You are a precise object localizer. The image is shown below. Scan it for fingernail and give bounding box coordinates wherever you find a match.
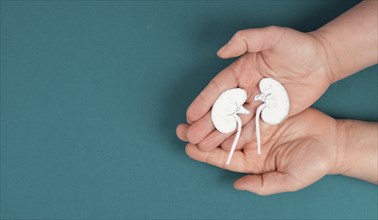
[234,182,244,190]
[217,44,228,55]
[186,117,193,124]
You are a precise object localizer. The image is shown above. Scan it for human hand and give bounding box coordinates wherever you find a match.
[178,108,342,195]
[177,2,378,195]
[182,26,334,151]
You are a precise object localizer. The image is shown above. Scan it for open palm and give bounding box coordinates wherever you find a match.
[178,108,339,195]
[180,26,334,154]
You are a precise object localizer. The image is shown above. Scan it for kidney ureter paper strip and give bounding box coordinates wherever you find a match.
[211,78,290,165]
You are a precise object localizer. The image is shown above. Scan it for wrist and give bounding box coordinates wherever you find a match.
[330,120,352,175]
[308,30,344,84]
[331,120,378,183]
[309,0,378,83]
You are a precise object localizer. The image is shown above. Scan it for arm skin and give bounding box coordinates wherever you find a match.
[177,0,378,194]
[314,0,378,183]
[334,120,378,184]
[312,0,378,83]
[177,108,378,195]
[177,109,378,195]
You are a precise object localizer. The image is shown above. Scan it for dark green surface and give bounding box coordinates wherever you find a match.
[1,0,377,219]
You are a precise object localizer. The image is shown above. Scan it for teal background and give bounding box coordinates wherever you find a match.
[1,0,377,219]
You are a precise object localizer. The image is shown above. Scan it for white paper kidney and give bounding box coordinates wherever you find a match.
[254,78,290,154]
[210,78,289,165]
[211,88,250,165]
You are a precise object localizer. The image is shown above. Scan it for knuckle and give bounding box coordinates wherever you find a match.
[198,139,216,152]
[185,108,194,123]
[266,25,280,31]
[186,127,202,144]
[221,142,231,151]
[233,30,245,39]
[197,141,208,151]
[266,25,290,36]
[265,25,283,36]
[209,78,223,92]
[184,144,191,156]
[198,88,208,102]
[185,127,197,143]
[204,152,211,164]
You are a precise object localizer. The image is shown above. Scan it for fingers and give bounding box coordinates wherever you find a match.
[176,124,189,142]
[186,65,239,124]
[188,101,257,147]
[197,102,257,151]
[220,120,255,151]
[233,172,303,196]
[185,143,247,173]
[186,112,214,144]
[221,116,272,151]
[186,52,263,125]
[217,26,285,59]
[197,130,230,151]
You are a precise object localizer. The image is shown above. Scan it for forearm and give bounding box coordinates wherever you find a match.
[313,0,378,83]
[333,119,378,184]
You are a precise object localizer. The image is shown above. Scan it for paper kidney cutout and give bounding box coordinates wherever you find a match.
[211,88,250,165]
[254,78,290,154]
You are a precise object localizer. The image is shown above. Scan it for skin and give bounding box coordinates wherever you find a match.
[177,108,377,195]
[177,0,378,195]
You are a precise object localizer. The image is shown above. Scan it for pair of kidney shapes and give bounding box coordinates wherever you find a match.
[211,78,290,165]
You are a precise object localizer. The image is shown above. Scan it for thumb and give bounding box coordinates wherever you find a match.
[217,26,285,59]
[233,172,303,196]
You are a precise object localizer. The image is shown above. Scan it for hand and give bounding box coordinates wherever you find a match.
[181,26,335,152]
[177,108,341,195]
